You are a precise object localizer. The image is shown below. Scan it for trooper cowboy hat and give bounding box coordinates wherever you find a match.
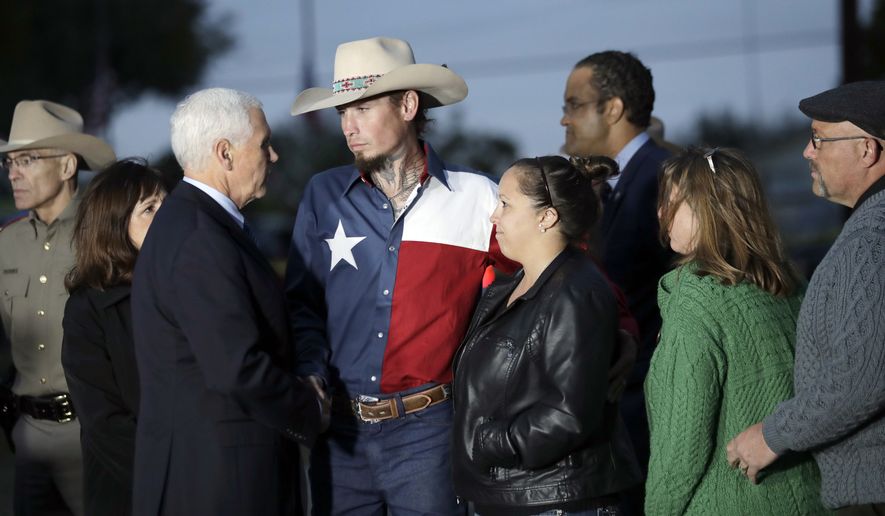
[0,100,116,171]
[291,36,467,116]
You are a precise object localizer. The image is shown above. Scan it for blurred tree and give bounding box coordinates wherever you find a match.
[691,110,757,150]
[433,130,519,178]
[430,112,519,178]
[690,109,808,154]
[0,0,232,135]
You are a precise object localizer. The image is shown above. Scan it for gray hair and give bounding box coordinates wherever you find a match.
[170,88,263,171]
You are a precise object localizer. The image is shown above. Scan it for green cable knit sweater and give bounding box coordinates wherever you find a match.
[644,265,830,515]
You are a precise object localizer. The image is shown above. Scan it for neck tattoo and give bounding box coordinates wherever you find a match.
[372,160,423,220]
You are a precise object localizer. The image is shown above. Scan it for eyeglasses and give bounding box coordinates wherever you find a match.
[810,133,871,150]
[561,99,600,116]
[704,148,719,174]
[535,157,555,207]
[1,154,69,171]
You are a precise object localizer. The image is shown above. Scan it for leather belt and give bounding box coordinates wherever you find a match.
[346,384,450,424]
[18,393,76,423]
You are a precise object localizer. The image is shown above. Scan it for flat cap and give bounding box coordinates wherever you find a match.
[799,80,885,140]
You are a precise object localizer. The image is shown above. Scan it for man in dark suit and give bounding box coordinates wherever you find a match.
[131,88,325,516]
[560,51,675,513]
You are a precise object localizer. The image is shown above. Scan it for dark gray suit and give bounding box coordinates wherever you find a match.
[599,138,674,514]
[131,181,319,516]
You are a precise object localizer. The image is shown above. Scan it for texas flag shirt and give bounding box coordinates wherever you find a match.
[286,144,515,397]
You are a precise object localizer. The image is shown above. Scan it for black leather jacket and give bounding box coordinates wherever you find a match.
[452,248,640,510]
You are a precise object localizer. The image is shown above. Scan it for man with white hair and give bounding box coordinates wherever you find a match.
[1,100,115,516]
[131,87,326,516]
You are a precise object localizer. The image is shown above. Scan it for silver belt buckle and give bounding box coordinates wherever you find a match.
[353,395,383,424]
[53,393,74,423]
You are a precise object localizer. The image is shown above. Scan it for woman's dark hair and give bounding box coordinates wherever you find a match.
[66,158,166,291]
[510,154,618,245]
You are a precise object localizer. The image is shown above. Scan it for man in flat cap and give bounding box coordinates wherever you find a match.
[0,100,115,516]
[728,80,885,513]
[286,37,517,514]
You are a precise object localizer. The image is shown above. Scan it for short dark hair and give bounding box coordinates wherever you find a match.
[387,90,432,138]
[66,158,166,291]
[510,155,618,246]
[575,51,655,129]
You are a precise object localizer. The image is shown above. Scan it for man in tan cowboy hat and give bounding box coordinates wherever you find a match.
[286,37,517,514]
[0,99,115,516]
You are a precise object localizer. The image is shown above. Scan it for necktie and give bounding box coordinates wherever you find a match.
[242,221,259,246]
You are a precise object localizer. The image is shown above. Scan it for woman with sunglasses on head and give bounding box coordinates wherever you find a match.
[452,155,641,516]
[644,147,829,515]
[61,159,166,516]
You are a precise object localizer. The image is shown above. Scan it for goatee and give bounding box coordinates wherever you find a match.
[355,154,391,175]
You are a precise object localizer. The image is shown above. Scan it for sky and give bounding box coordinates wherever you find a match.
[107,0,862,168]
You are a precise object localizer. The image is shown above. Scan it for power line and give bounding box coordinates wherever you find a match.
[210,28,837,94]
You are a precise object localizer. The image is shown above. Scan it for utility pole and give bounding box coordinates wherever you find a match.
[841,0,863,84]
[299,0,321,130]
[86,0,115,137]
[840,0,863,222]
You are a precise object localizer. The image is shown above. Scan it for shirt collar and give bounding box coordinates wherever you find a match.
[608,132,650,189]
[182,176,245,228]
[341,141,451,198]
[28,193,80,227]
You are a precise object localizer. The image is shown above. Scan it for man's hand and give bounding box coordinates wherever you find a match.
[607,329,638,402]
[303,375,331,433]
[726,422,779,484]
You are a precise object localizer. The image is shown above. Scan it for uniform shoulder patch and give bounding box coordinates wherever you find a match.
[0,213,28,232]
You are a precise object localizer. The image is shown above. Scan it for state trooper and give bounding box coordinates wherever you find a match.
[0,100,115,516]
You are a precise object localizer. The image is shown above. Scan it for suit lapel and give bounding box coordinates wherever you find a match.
[602,139,658,233]
[174,182,278,279]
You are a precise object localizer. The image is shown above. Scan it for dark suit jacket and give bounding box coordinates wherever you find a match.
[131,181,320,516]
[600,138,675,381]
[62,284,138,516]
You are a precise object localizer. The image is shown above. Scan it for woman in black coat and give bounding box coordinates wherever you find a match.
[62,159,166,516]
[452,156,641,515]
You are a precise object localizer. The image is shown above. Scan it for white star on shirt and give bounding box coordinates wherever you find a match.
[325,220,366,271]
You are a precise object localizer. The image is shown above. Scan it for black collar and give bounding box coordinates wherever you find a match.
[465,247,580,337]
[97,284,132,308]
[854,174,885,211]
